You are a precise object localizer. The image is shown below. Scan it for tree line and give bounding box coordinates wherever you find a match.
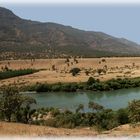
[27,77,140,92]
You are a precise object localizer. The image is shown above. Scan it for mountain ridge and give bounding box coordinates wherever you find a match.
[0,6,140,60]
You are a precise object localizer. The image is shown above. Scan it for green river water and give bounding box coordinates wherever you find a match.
[25,87,140,111]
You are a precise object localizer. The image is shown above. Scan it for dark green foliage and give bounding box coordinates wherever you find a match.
[87,77,97,85]
[86,77,140,91]
[70,68,81,76]
[26,77,140,92]
[117,108,129,124]
[95,109,119,130]
[128,100,140,123]
[61,83,78,92]
[0,69,39,80]
[0,87,36,122]
[0,87,22,121]
[51,84,62,92]
[35,83,51,92]
[32,83,79,92]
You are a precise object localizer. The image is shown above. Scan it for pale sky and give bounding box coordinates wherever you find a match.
[1,3,140,44]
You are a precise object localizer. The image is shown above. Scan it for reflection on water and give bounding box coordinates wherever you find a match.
[26,87,140,111]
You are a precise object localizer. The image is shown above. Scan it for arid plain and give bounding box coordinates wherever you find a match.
[1,57,140,87]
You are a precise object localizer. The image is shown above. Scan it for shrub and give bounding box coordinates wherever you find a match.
[128,100,140,123]
[117,108,129,124]
[95,109,119,130]
[87,77,97,85]
[35,83,51,92]
[61,83,78,92]
[51,84,62,92]
[70,68,81,76]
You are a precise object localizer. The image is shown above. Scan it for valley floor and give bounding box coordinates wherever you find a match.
[1,57,140,87]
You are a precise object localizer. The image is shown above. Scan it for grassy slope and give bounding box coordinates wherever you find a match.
[0,122,140,136]
[0,121,97,136]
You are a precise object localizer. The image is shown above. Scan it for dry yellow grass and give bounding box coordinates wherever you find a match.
[1,122,140,136]
[1,57,140,86]
[0,121,98,136]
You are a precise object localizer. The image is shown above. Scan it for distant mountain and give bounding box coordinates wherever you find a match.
[0,7,140,60]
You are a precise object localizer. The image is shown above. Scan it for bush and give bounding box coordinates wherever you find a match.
[35,83,51,92]
[61,83,78,92]
[128,100,140,123]
[70,68,81,76]
[117,108,129,124]
[95,109,119,130]
[87,77,97,85]
[51,84,62,92]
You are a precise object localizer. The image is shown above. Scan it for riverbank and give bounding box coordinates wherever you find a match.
[25,77,140,92]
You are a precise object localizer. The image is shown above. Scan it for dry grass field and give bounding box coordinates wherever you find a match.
[1,57,140,87]
[1,121,140,136]
[0,121,98,136]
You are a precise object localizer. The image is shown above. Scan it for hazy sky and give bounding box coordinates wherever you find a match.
[1,4,140,44]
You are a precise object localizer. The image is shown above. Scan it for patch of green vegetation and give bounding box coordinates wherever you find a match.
[26,77,140,92]
[0,69,39,80]
[27,99,140,130]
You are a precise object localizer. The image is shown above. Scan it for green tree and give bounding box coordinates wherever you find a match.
[0,87,36,122]
[0,87,22,121]
[128,100,140,123]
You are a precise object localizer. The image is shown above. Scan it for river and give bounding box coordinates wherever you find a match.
[25,87,140,111]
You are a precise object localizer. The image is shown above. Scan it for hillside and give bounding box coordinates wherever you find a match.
[0,7,140,59]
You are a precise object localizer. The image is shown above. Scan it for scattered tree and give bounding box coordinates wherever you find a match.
[70,68,81,76]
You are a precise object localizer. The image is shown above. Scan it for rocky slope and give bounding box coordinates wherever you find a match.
[0,7,140,59]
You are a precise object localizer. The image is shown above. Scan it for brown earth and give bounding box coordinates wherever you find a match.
[1,57,140,87]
